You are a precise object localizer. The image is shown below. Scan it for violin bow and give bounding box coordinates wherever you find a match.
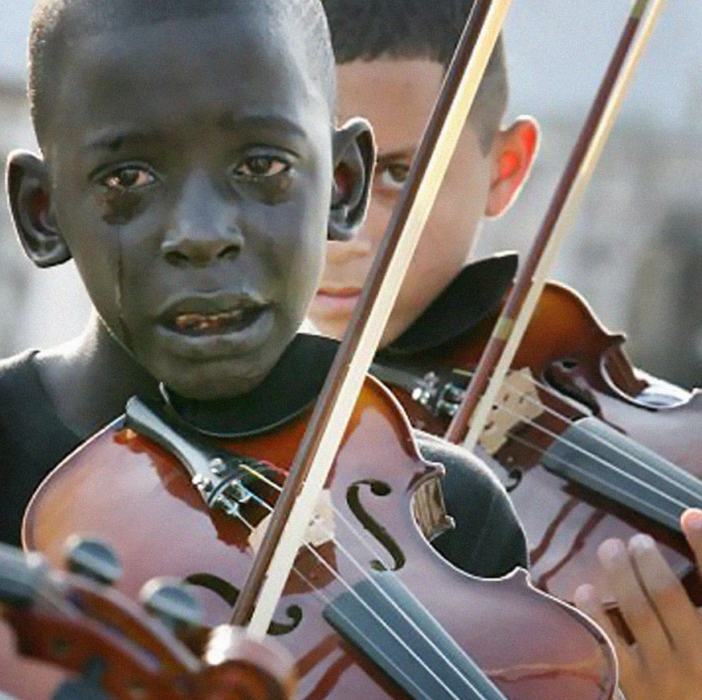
[445,0,667,448]
[231,0,514,638]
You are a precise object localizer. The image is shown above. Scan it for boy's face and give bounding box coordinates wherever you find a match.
[42,10,334,399]
[309,58,535,347]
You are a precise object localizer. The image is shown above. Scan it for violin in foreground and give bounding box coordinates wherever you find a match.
[0,538,295,700]
[23,374,617,700]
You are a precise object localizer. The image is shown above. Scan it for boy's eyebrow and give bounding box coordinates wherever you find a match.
[83,116,309,152]
[84,129,168,152]
[216,113,309,140]
[377,147,415,163]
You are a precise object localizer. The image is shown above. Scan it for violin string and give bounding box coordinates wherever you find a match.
[494,372,698,499]
[481,423,687,539]
[453,365,603,434]
[487,400,691,516]
[234,511,457,700]
[239,467,508,699]
[239,465,404,581]
[234,485,499,700]
[490,375,702,505]
[459,364,684,484]
[449,365,702,506]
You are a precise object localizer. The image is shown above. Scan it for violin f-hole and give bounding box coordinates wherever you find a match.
[185,573,303,635]
[346,479,405,572]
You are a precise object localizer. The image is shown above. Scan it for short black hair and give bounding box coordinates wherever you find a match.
[321,0,508,152]
[28,0,336,149]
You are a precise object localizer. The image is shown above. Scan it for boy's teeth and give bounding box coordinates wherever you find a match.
[173,309,247,333]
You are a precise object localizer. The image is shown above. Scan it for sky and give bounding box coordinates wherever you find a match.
[1,0,701,129]
[503,0,702,131]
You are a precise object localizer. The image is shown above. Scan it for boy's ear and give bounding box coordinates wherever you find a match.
[484,117,539,219]
[329,117,375,241]
[6,150,71,268]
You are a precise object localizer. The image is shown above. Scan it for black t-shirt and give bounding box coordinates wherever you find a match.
[0,348,527,577]
[0,351,79,547]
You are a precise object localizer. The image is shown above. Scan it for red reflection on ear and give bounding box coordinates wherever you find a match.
[499,152,520,179]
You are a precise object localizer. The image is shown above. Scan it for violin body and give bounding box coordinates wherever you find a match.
[378,280,702,605]
[24,377,616,700]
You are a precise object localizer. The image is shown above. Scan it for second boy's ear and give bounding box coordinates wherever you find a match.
[6,151,71,268]
[485,117,539,219]
[329,117,375,241]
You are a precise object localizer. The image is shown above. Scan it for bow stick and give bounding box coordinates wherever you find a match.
[231,0,514,638]
[445,0,667,448]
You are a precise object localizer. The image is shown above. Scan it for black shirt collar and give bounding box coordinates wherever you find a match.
[382,252,518,356]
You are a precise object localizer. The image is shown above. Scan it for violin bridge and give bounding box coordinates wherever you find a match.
[413,477,454,542]
[478,369,544,456]
[248,489,335,553]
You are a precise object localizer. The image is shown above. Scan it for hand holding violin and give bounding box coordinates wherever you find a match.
[575,509,702,700]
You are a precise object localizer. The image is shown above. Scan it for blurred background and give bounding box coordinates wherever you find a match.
[1,0,702,387]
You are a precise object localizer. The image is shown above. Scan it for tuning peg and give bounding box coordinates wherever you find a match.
[63,536,123,586]
[140,577,203,634]
[0,544,48,608]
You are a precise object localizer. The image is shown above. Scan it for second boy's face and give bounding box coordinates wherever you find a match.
[310,59,494,346]
[45,10,333,399]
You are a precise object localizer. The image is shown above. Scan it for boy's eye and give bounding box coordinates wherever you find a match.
[378,162,410,190]
[101,166,156,191]
[232,156,290,179]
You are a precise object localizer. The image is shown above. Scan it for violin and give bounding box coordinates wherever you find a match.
[0,538,295,700]
[22,378,616,699]
[373,266,702,606]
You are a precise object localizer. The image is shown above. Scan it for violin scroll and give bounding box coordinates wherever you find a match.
[0,538,296,700]
[197,626,295,700]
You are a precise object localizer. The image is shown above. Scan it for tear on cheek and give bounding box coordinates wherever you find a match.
[109,215,134,355]
[100,190,142,226]
[262,177,294,203]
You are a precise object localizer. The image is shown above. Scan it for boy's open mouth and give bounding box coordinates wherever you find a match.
[160,296,268,338]
[171,307,265,336]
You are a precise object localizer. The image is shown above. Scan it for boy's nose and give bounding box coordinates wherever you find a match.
[161,173,244,266]
[161,223,244,266]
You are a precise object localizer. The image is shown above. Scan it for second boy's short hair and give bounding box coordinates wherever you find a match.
[321,0,508,152]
